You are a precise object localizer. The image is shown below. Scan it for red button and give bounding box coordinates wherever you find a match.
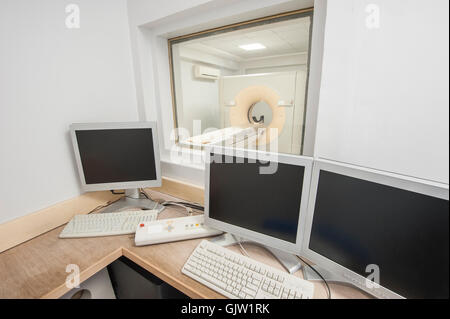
[140,223,145,227]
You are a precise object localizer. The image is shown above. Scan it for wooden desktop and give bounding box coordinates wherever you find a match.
[0,188,370,299]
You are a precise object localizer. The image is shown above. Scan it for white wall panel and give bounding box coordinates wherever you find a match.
[315,0,449,184]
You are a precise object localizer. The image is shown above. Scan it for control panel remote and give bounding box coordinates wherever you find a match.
[135,214,223,246]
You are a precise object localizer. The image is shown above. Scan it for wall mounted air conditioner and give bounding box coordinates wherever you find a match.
[194,65,220,80]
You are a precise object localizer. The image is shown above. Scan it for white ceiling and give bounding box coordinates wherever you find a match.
[180,16,311,61]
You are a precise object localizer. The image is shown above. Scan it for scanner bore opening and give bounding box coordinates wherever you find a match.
[247,100,273,127]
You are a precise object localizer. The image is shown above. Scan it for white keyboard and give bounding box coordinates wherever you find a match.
[59,210,158,238]
[182,240,314,299]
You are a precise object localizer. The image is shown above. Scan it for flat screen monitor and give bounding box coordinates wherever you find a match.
[301,160,449,299]
[204,147,313,255]
[70,122,161,192]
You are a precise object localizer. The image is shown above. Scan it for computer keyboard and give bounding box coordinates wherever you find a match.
[182,240,315,299]
[59,210,158,238]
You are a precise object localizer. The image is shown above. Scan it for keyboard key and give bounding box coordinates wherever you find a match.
[274,288,280,296]
[242,287,256,297]
[247,283,259,291]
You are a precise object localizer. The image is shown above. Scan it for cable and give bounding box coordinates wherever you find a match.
[161,201,194,216]
[237,240,250,257]
[139,188,159,202]
[297,255,331,299]
[161,200,204,212]
[87,197,122,215]
[110,189,153,198]
[166,201,203,211]
[110,189,161,203]
[183,202,204,211]
[109,189,205,213]
[133,189,163,210]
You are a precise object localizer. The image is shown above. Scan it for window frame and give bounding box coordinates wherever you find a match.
[167,8,315,148]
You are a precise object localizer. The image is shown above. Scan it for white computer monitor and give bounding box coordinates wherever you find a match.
[300,159,449,299]
[70,122,163,212]
[204,146,313,255]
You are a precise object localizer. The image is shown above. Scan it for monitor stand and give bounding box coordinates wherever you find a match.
[100,188,165,214]
[209,233,302,274]
[303,266,380,297]
[302,264,348,284]
[302,263,374,296]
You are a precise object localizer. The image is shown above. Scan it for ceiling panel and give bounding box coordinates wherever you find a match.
[181,16,311,60]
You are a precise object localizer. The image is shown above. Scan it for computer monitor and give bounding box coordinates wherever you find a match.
[204,147,313,255]
[70,122,163,212]
[301,160,449,299]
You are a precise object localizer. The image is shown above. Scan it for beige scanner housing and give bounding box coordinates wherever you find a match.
[221,71,308,154]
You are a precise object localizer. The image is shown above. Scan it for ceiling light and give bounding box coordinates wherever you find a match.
[239,43,266,51]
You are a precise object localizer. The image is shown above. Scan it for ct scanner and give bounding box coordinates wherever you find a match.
[180,71,307,155]
[222,71,307,154]
[229,85,285,146]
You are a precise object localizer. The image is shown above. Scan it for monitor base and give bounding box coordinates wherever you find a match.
[302,264,349,284]
[209,233,302,274]
[101,189,165,214]
[303,265,381,298]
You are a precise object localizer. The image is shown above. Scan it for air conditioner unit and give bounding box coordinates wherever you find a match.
[194,65,220,80]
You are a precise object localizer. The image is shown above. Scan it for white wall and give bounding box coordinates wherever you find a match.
[126,0,214,28]
[177,60,222,133]
[315,0,449,184]
[0,0,138,224]
[173,47,239,135]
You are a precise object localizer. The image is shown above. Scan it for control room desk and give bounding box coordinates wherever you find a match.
[0,190,370,299]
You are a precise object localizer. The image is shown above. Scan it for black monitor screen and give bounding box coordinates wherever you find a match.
[309,170,449,299]
[75,128,157,184]
[209,154,305,243]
